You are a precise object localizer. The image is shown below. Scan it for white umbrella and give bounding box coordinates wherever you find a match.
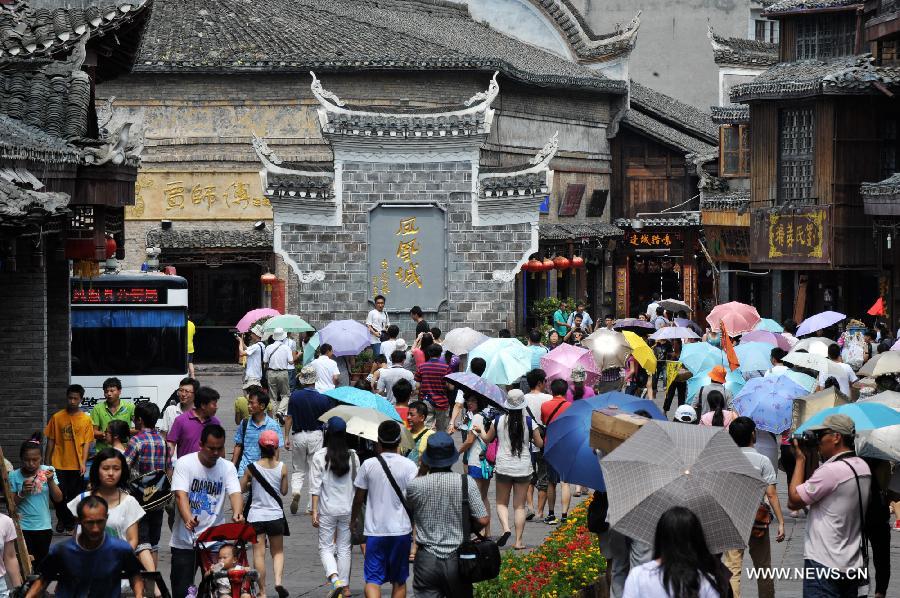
[782,351,843,378]
[854,390,900,461]
[857,352,900,377]
[319,406,413,452]
[442,327,489,356]
[648,327,700,341]
[792,337,836,357]
[582,328,632,371]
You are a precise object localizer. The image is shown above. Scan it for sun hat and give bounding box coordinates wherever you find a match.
[258,430,280,448]
[506,389,526,410]
[297,365,317,386]
[709,365,727,384]
[327,416,347,433]
[571,365,587,383]
[805,414,855,436]
[272,327,287,341]
[421,432,460,468]
[674,404,697,423]
[250,324,264,338]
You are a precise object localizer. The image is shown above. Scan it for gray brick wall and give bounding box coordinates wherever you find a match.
[283,159,527,338]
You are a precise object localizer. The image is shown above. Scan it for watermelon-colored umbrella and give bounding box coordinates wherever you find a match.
[706,302,761,335]
[540,343,601,387]
[740,330,792,352]
[236,308,280,333]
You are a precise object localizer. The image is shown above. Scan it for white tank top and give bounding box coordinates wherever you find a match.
[247,462,285,523]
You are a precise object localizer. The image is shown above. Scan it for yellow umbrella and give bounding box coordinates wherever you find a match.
[622,331,657,374]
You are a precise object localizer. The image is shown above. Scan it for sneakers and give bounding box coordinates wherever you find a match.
[560,514,568,524]
[328,579,347,598]
[543,515,559,525]
[525,510,535,521]
[290,494,300,515]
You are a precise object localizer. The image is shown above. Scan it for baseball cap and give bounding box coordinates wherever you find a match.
[327,416,347,433]
[805,414,855,436]
[674,404,697,423]
[258,430,280,448]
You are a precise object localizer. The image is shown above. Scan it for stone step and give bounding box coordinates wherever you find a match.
[194,363,244,374]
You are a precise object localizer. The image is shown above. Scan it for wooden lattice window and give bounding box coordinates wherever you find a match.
[779,107,815,202]
[796,15,856,60]
[720,125,751,177]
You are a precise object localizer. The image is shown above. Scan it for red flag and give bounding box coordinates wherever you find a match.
[720,322,740,371]
[867,297,885,317]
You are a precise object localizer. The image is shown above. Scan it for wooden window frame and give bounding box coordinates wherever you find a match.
[778,106,815,204]
[796,15,856,60]
[719,124,751,178]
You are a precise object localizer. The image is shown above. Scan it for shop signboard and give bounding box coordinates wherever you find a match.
[704,227,751,263]
[752,206,830,264]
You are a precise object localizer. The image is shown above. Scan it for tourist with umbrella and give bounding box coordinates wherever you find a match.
[539,379,573,526]
[311,343,341,392]
[582,328,631,394]
[457,392,494,537]
[441,327,489,357]
[693,366,735,415]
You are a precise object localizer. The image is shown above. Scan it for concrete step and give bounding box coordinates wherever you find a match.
[194,363,244,374]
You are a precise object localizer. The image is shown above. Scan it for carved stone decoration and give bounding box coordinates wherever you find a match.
[273,222,325,285]
[309,71,346,107]
[492,219,539,283]
[251,135,283,165]
[528,131,559,167]
[463,71,499,107]
[83,121,143,166]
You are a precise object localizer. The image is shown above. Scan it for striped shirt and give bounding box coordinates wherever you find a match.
[415,358,451,410]
[124,429,168,476]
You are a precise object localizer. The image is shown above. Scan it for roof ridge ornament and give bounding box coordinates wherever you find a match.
[528,131,559,168]
[310,71,346,107]
[464,71,500,107]
[252,134,283,165]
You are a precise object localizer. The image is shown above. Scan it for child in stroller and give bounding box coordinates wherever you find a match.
[195,523,259,598]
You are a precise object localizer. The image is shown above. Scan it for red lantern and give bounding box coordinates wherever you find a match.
[520,260,532,273]
[541,258,555,272]
[105,235,117,259]
[571,255,585,268]
[525,258,542,272]
[553,256,571,270]
[260,272,277,292]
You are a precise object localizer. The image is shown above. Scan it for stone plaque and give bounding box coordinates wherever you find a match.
[368,204,447,312]
[128,172,273,220]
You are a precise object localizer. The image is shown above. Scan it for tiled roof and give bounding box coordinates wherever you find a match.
[711,105,750,124]
[531,1,641,61]
[861,173,900,201]
[539,222,621,240]
[622,109,718,156]
[708,28,778,67]
[731,55,900,102]
[0,113,81,164]
[480,132,557,198]
[0,0,148,59]
[0,65,91,141]
[764,0,862,14]
[629,80,719,144]
[701,189,750,211]
[132,0,625,93]
[146,228,274,250]
[0,177,69,226]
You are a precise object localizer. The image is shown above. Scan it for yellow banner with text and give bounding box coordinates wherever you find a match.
[127,172,273,220]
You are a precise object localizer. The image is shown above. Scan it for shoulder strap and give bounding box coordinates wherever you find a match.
[546,401,566,427]
[839,458,869,565]
[461,473,470,540]
[525,405,543,430]
[413,430,429,444]
[238,418,249,446]
[247,463,283,509]
[375,454,412,520]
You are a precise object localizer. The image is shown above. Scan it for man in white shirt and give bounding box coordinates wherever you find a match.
[567,301,594,332]
[160,377,197,440]
[379,325,406,362]
[169,424,242,597]
[263,328,296,417]
[312,343,341,392]
[366,295,390,356]
[724,417,785,598]
[765,348,789,378]
[816,343,858,397]
[377,350,417,404]
[351,421,418,598]
[237,325,266,387]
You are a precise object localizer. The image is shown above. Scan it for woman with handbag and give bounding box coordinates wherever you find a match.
[309,417,360,598]
[459,393,493,537]
[472,390,543,550]
[239,430,290,598]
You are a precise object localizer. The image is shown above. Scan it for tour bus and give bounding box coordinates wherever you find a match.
[70,272,188,411]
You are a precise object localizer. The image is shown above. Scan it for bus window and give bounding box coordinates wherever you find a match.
[71,308,187,376]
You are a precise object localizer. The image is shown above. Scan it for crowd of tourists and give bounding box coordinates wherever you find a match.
[2,294,899,598]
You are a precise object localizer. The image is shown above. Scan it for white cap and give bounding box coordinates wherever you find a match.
[674,404,697,423]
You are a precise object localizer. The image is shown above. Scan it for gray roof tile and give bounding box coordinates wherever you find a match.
[622,109,717,156]
[764,0,862,14]
[629,80,718,143]
[539,222,621,240]
[711,105,750,124]
[709,30,778,67]
[0,113,81,163]
[0,177,69,226]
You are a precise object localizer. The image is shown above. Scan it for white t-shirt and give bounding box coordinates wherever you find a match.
[494,412,534,477]
[160,403,189,434]
[524,392,552,426]
[0,513,14,577]
[464,413,486,465]
[740,447,777,485]
[623,561,719,598]
[353,452,417,537]
[247,461,286,523]
[366,309,389,343]
[68,491,145,542]
[244,342,265,380]
[264,341,293,370]
[312,355,340,392]
[817,362,857,396]
[170,453,242,549]
[309,448,360,517]
[380,339,401,360]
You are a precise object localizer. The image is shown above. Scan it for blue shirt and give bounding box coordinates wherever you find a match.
[41,534,142,597]
[9,466,58,531]
[287,388,334,434]
[234,415,283,476]
[527,344,548,370]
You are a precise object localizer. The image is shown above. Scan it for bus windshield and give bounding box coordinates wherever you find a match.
[71,308,187,376]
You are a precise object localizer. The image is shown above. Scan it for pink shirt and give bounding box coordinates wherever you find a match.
[0,513,15,577]
[698,410,738,428]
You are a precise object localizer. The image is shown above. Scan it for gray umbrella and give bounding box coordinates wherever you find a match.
[600,420,767,554]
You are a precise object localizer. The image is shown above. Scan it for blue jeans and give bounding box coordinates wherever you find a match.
[372,342,382,356]
[802,559,866,598]
[170,547,199,598]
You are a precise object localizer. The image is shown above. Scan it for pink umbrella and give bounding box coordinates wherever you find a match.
[740,329,792,351]
[540,343,601,387]
[236,308,281,332]
[706,302,761,335]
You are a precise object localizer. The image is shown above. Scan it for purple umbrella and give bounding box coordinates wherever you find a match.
[236,308,281,332]
[444,372,506,410]
[740,329,793,351]
[675,318,705,336]
[648,327,700,341]
[540,344,600,387]
[613,318,655,335]
[796,311,845,337]
[318,319,371,357]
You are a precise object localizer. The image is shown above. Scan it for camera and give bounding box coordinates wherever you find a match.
[793,430,820,448]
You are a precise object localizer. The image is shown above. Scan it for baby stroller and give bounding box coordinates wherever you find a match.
[195,523,260,598]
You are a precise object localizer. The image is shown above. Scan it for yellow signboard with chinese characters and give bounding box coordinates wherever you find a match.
[127,172,273,220]
[757,207,829,263]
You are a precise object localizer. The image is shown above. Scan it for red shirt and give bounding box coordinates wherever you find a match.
[540,396,571,426]
[415,358,451,410]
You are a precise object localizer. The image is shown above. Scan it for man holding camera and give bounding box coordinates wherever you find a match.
[788,414,872,598]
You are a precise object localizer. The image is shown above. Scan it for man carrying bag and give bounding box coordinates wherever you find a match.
[406,432,493,597]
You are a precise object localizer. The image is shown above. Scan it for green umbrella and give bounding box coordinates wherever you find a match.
[262,314,315,336]
[303,332,320,366]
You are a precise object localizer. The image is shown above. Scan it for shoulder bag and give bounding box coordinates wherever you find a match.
[245,463,290,536]
[128,469,171,512]
[838,456,870,592]
[374,454,412,521]
[349,452,366,545]
[457,473,501,583]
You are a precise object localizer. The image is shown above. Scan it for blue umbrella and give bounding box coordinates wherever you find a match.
[466,338,532,385]
[783,370,817,392]
[302,332,320,366]
[680,342,726,375]
[796,402,900,434]
[754,318,784,333]
[734,342,776,373]
[544,393,666,490]
[733,375,808,433]
[324,386,401,422]
[444,372,505,410]
[686,369,746,402]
